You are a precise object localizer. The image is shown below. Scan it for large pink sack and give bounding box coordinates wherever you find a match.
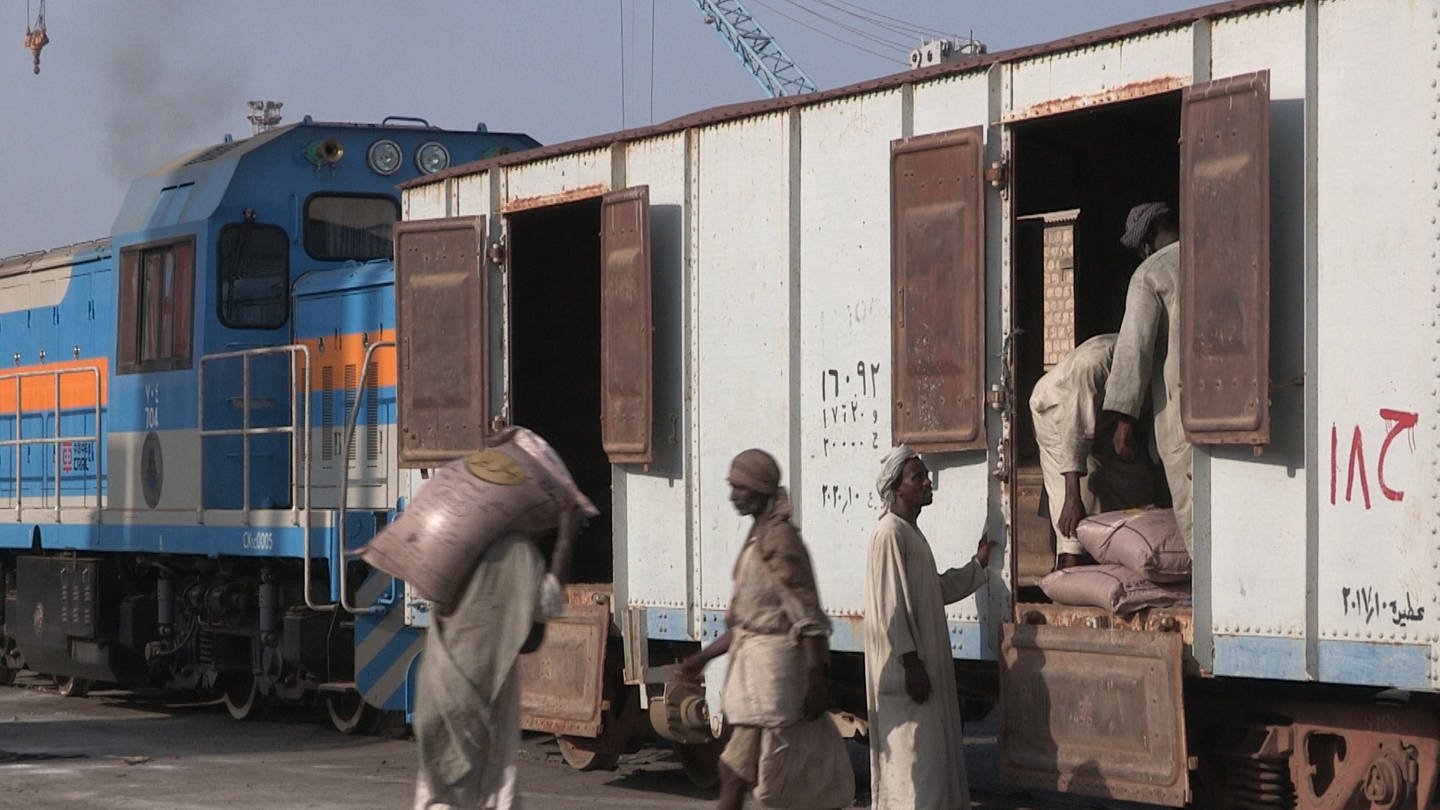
[1039,564,1190,615]
[358,426,598,610]
[1074,507,1191,583]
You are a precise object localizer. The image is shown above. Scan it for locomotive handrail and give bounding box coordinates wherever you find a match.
[0,365,104,522]
[338,339,395,616]
[196,345,324,610]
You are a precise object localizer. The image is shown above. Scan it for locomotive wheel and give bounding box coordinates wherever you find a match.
[326,690,380,735]
[222,671,264,721]
[53,676,91,698]
[676,739,725,789]
[556,735,619,771]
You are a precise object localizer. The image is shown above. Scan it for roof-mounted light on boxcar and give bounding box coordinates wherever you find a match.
[367,139,402,175]
[416,141,450,174]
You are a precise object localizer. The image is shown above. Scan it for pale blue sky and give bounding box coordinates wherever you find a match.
[2,1,1199,258]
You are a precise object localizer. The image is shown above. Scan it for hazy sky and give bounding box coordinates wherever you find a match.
[2,0,1199,258]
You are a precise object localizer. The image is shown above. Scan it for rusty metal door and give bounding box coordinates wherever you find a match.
[890,126,986,451]
[599,187,653,465]
[1180,70,1270,445]
[393,216,489,467]
[1000,622,1190,807]
[518,584,612,738]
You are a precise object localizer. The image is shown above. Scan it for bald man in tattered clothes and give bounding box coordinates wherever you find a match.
[678,449,852,810]
[864,446,993,809]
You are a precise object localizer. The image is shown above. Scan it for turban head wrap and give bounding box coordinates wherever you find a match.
[1120,202,1172,251]
[729,448,780,496]
[875,444,918,511]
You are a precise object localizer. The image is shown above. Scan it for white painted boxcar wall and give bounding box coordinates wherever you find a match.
[611,132,690,614]
[1311,0,1437,687]
[401,0,1440,683]
[1203,4,1311,679]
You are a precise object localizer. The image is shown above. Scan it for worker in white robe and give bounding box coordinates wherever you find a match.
[1030,333,1157,565]
[1103,202,1193,556]
[864,445,994,810]
[412,438,596,810]
[413,532,554,809]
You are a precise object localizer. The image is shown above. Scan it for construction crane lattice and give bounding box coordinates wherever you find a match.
[691,0,816,98]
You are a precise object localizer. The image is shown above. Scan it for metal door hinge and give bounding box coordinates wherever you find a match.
[985,158,1009,191]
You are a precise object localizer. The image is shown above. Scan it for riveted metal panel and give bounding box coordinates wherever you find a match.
[394,216,488,467]
[1001,623,1189,807]
[599,187,653,465]
[518,583,611,737]
[1180,70,1270,444]
[890,126,986,451]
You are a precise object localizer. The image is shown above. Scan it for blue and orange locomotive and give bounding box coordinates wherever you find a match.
[0,115,538,729]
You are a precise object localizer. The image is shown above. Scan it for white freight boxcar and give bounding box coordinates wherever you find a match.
[393,0,1440,804]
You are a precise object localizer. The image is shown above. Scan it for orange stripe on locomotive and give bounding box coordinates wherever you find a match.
[293,329,398,390]
[0,357,110,412]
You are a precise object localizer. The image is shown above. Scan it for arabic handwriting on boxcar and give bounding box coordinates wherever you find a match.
[819,360,882,458]
[1340,585,1425,627]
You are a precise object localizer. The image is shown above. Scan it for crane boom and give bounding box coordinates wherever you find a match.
[691,0,816,98]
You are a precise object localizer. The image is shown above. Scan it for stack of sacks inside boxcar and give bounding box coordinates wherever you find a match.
[1039,508,1191,615]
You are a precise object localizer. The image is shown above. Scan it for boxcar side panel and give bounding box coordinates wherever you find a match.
[796,92,904,626]
[1007,27,1193,120]
[615,133,691,613]
[1204,4,1311,678]
[692,115,795,622]
[1314,0,1438,688]
[504,153,610,206]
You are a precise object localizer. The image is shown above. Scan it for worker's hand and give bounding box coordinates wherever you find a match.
[675,653,704,688]
[974,535,996,569]
[1058,495,1088,539]
[1111,415,1137,461]
[902,653,931,705]
[802,666,829,719]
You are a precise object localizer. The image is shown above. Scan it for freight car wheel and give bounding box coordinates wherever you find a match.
[326,691,380,735]
[556,735,619,771]
[53,676,90,698]
[222,672,264,721]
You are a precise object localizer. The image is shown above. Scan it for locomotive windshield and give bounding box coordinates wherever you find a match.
[303,194,400,261]
[217,220,289,329]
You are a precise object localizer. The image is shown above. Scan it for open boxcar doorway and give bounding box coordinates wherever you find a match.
[506,198,613,582]
[1007,92,1182,597]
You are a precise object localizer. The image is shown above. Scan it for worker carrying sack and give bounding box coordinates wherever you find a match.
[359,426,598,612]
[1074,506,1191,583]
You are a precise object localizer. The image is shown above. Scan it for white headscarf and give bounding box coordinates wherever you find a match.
[875,444,917,512]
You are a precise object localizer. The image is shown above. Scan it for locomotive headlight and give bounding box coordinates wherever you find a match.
[367,139,402,175]
[416,141,450,174]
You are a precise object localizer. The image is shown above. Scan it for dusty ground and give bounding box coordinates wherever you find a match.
[0,672,1152,809]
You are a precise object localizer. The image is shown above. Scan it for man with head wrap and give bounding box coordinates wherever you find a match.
[678,449,853,810]
[1104,202,1194,556]
[864,446,994,809]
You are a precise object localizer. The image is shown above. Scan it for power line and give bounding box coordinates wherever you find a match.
[748,0,907,64]
[815,0,956,42]
[772,0,914,53]
[649,0,656,124]
[619,0,627,129]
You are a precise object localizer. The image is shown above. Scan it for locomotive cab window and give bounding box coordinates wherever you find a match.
[217,219,289,329]
[304,193,399,261]
[117,238,196,374]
